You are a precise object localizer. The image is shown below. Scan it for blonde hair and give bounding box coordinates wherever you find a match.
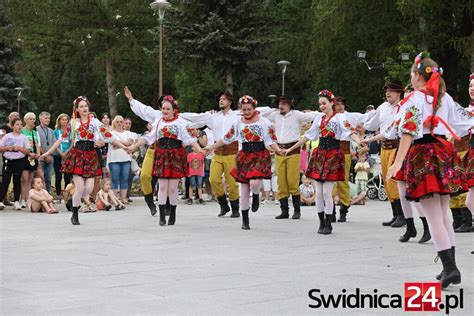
[55,113,70,129]
[24,112,36,121]
[111,115,124,131]
[100,178,111,189]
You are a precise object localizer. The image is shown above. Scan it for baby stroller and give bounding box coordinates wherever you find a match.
[366,155,387,201]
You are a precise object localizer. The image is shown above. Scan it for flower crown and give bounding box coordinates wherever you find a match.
[239,95,258,106]
[73,96,90,106]
[318,90,335,101]
[414,52,443,75]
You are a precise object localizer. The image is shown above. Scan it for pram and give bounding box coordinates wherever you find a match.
[366,154,387,201]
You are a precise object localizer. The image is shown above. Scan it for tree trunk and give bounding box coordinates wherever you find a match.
[105,51,117,117]
[226,69,233,95]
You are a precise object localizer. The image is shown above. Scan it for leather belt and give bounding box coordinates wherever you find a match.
[381,139,399,150]
[149,143,156,150]
[157,137,183,149]
[241,141,265,153]
[214,141,238,156]
[339,140,350,154]
[454,135,469,152]
[74,141,95,151]
[277,142,300,155]
[319,137,340,150]
[413,134,446,145]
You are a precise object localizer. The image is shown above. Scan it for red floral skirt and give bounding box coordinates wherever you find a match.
[404,142,467,201]
[60,148,102,178]
[231,149,272,183]
[152,147,188,179]
[306,147,345,182]
[463,148,474,188]
[392,149,406,181]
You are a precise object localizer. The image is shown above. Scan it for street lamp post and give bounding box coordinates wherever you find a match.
[356,50,410,70]
[277,60,290,95]
[14,87,23,113]
[150,0,171,96]
[268,94,277,107]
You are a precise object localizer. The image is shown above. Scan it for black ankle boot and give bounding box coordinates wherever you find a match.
[251,194,260,212]
[71,206,80,225]
[275,197,289,219]
[291,195,301,219]
[454,207,473,233]
[230,199,240,218]
[418,217,431,243]
[158,205,166,226]
[322,214,333,235]
[217,195,230,217]
[391,199,406,227]
[317,212,325,234]
[438,248,461,289]
[165,198,171,216]
[144,194,157,216]
[382,202,397,226]
[168,205,176,225]
[435,247,459,282]
[338,204,349,222]
[241,209,250,230]
[399,217,417,242]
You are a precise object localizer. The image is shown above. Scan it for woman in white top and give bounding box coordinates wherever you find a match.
[107,115,135,206]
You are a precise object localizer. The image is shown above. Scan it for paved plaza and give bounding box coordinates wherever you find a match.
[0,198,472,315]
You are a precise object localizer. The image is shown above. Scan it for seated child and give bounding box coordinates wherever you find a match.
[28,176,58,214]
[95,178,125,211]
[300,175,316,206]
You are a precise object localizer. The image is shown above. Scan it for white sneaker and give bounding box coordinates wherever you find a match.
[20,200,26,208]
[274,200,280,205]
[0,202,5,210]
[14,201,21,210]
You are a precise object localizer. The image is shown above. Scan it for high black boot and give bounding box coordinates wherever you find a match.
[331,203,336,222]
[291,195,301,219]
[251,194,260,212]
[71,206,80,225]
[382,202,397,226]
[391,199,406,227]
[275,197,289,219]
[317,212,325,234]
[144,194,157,216]
[165,197,171,216]
[322,213,333,235]
[241,209,250,230]
[338,204,349,222]
[399,217,417,242]
[158,204,166,226]
[230,199,240,218]
[418,217,431,243]
[437,248,461,289]
[168,205,176,225]
[451,208,463,229]
[454,207,473,233]
[217,195,231,217]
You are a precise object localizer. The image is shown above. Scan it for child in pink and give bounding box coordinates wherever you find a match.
[187,152,205,204]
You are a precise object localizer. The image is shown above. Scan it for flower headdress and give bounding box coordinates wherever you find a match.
[239,95,258,106]
[414,52,443,75]
[318,90,335,101]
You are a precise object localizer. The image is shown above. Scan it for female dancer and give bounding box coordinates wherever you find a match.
[284,90,360,235]
[206,95,283,230]
[42,96,124,225]
[464,74,474,215]
[127,95,202,226]
[387,53,467,289]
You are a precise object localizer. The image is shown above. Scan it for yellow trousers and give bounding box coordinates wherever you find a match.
[276,153,301,199]
[140,148,155,195]
[333,154,351,207]
[380,148,400,201]
[209,154,239,201]
[449,150,467,208]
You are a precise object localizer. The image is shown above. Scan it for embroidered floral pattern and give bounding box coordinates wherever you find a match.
[269,126,277,141]
[224,126,236,142]
[240,125,263,142]
[231,149,272,183]
[400,105,421,136]
[159,125,179,139]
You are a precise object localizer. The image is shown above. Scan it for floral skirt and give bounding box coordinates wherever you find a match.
[60,148,102,178]
[306,147,345,182]
[152,147,188,179]
[463,148,474,188]
[231,149,272,183]
[404,142,467,201]
[392,149,406,181]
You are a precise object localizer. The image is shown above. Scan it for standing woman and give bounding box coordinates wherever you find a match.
[128,95,202,226]
[107,115,135,206]
[284,90,360,235]
[387,53,466,289]
[21,112,43,209]
[206,95,283,230]
[42,97,123,225]
[53,113,72,200]
[0,118,30,210]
